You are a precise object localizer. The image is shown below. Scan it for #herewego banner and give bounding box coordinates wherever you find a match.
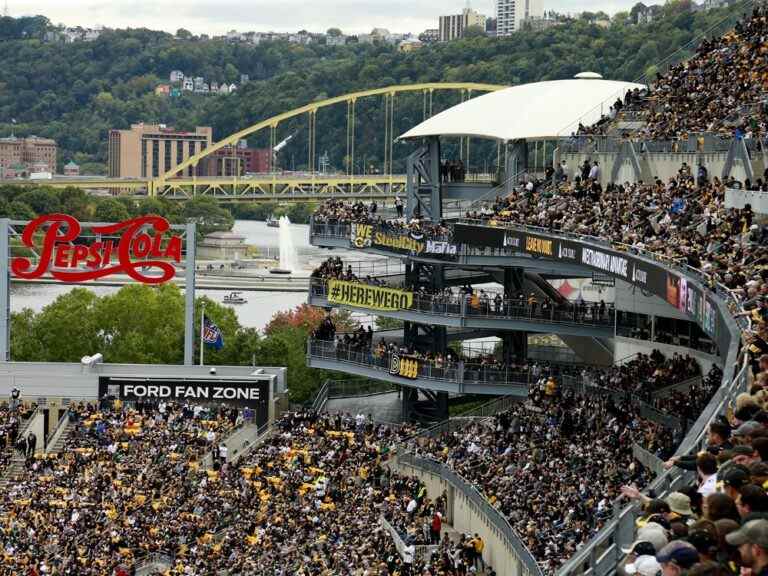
[11,214,184,284]
[327,279,413,311]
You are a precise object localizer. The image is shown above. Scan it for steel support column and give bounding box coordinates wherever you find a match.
[503,267,527,364]
[184,222,197,365]
[507,139,528,190]
[428,136,442,221]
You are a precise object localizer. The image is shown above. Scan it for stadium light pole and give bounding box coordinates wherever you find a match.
[0,218,9,362]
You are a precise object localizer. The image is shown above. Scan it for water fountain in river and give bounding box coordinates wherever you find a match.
[271,215,299,274]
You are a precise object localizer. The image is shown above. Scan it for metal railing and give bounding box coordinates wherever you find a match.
[44,409,71,453]
[558,356,749,576]
[558,133,734,155]
[398,453,544,576]
[327,378,398,398]
[311,279,616,329]
[229,422,274,466]
[310,381,330,412]
[632,443,666,478]
[308,338,531,392]
[650,375,703,399]
[314,257,406,279]
[310,220,351,239]
[134,553,173,576]
[419,394,523,439]
[379,515,438,565]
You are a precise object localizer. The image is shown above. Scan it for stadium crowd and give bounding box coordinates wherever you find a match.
[0,401,238,575]
[465,173,763,298]
[638,4,768,140]
[0,400,513,576]
[583,350,700,398]
[411,381,674,573]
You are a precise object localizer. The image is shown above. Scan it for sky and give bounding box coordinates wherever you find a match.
[12,0,638,35]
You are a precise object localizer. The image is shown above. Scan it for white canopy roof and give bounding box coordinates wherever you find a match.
[400,77,646,142]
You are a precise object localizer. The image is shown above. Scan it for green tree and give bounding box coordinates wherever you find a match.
[182,197,234,236]
[17,188,61,214]
[256,325,326,402]
[463,25,486,39]
[19,288,102,361]
[94,197,131,222]
[10,284,266,367]
[7,200,35,220]
[93,284,186,363]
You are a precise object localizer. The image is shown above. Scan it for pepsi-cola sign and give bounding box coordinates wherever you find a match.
[11,214,183,284]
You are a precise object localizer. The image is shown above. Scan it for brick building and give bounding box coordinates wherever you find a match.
[206,145,271,176]
[0,136,57,177]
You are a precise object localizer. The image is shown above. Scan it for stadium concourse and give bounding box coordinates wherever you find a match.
[303,5,768,571]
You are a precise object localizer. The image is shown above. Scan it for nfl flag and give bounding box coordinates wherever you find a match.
[202,316,224,350]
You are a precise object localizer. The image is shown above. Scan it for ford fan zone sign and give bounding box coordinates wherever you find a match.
[11,214,183,284]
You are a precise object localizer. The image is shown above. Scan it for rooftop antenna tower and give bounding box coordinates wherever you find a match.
[3,1,8,17]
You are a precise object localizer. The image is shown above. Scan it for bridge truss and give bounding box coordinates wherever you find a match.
[4,83,506,203]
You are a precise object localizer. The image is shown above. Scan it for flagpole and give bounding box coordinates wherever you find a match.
[199,301,205,366]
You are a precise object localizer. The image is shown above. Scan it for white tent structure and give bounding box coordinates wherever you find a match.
[400,75,646,142]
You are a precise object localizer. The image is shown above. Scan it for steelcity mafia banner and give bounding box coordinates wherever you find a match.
[328,279,413,311]
[452,222,730,357]
[350,223,457,259]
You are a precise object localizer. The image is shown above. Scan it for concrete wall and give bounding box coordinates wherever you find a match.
[0,363,283,430]
[615,279,689,321]
[613,335,720,375]
[395,457,534,576]
[562,150,760,187]
[23,409,46,455]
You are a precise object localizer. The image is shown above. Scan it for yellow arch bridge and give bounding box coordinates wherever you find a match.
[5,83,506,203]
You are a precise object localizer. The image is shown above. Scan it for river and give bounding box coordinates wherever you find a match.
[10,220,367,331]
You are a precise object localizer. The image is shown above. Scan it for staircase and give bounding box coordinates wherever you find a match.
[0,408,41,489]
[201,422,274,468]
[0,455,26,489]
[45,412,74,455]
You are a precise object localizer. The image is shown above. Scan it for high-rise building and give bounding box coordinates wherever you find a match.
[0,135,57,177]
[439,7,487,42]
[496,0,544,35]
[108,123,213,179]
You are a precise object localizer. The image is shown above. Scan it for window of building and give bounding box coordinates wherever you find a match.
[164,140,171,173]
[152,140,159,178]
[141,139,147,178]
[188,141,196,176]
